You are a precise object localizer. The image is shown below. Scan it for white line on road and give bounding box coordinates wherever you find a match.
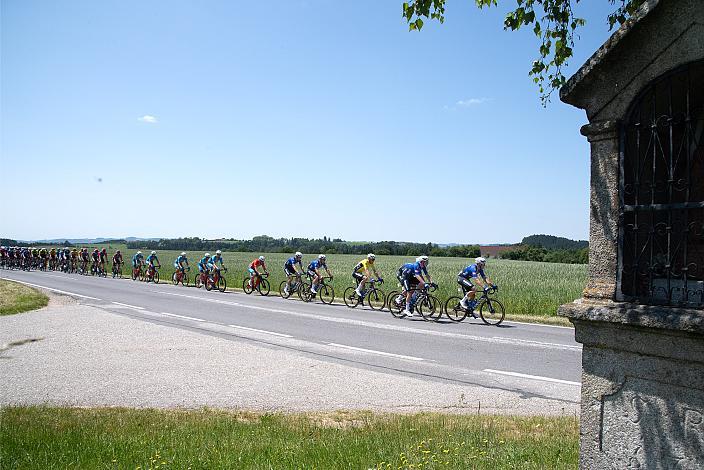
[227,325,293,338]
[160,312,206,322]
[483,369,581,386]
[111,301,144,310]
[1,278,101,301]
[327,343,424,361]
[155,290,580,352]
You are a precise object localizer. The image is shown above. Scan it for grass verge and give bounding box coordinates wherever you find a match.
[0,279,49,316]
[0,406,578,469]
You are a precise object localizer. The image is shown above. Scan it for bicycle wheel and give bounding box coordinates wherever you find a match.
[258,278,270,296]
[205,276,214,291]
[301,282,312,302]
[319,284,334,304]
[444,296,468,322]
[172,272,179,285]
[343,286,360,308]
[243,277,253,294]
[386,291,406,318]
[479,298,505,326]
[153,270,160,284]
[217,276,226,293]
[131,268,138,281]
[279,281,292,298]
[194,273,202,289]
[367,288,385,311]
[182,272,189,287]
[139,269,146,282]
[418,295,441,322]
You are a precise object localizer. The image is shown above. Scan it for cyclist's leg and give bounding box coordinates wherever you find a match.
[353,272,364,295]
[248,267,255,288]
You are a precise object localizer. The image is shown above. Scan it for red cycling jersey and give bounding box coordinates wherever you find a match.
[249,259,265,270]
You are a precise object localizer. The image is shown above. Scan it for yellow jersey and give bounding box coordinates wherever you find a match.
[354,258,374,273]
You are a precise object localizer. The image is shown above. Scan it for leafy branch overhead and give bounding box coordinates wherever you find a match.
[402,0,645,105]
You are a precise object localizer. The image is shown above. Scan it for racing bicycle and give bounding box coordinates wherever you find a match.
[243,272,270,296]
[303,275,334,304]
[386,283,441,321]
[172,266,190,286]
[343,278,385,310]
[444,286,505,325]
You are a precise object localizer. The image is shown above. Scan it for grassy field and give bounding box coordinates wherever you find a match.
[0,406,578,469]
[0,279,49,315]
[49,243,586,320]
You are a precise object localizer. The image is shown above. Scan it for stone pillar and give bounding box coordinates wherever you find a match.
[581,120,619,301]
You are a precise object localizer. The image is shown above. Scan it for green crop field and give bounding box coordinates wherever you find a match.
[67,242,586,321]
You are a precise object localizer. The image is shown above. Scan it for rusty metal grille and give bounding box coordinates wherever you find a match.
[619,59,704,307]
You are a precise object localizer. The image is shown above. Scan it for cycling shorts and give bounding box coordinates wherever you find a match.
[352,271,364,283]
[457,276,475,293]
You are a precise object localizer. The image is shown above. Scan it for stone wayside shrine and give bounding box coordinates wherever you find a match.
[558,0,703,468]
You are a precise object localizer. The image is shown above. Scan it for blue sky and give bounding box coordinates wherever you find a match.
[2,0,618,244]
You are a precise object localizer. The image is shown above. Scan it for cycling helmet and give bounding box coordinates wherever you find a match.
[101,248,107,253]
[137,251,142,255]
[204,253,211,258]
[116,250,121,254]
[318,254,326,260]
[367,253,375,260]
[295,251,302,258]
[416,255,429,264]
[181,252,186,256]
[216,250,222,255]
[475,257,487,264]
[151,251,156,255]
[258,255,265,261]
[93,248,99,252]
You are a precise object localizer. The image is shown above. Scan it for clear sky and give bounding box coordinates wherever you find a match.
[2,0,618,244]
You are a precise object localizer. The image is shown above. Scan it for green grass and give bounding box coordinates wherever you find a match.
[0,406,579,469]
[0,279,49,315]
[39,243,586,321]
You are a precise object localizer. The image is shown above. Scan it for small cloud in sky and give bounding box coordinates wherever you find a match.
[455,97,491,107]
[138,115,158,124]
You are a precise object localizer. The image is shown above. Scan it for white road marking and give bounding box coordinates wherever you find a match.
[227,325,292,338]
[160,312,205,322]
[483,369,581,386]
[502,320,574,329]
[327,343,424,361]
[111,301,144,310]
[1,278,101,300]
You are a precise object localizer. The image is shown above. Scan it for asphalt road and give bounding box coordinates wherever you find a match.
[1,269,582,406]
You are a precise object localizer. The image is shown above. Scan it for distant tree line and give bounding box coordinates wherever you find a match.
[500,234,588,264]
[126,236,481,258]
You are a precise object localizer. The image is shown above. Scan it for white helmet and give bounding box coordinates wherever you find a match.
[475,257,487,264]
[295,251,302,258]
[181,252,187,256]
[216,250,222,255]
[318,254,326,260]
[137,251,142,255]
[258,255,265,261]
[151,251,156,255]
[204,253,211,258]
[367,253,375,260]
[416,255,429,264]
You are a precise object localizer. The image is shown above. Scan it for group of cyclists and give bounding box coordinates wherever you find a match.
[1,244,497,319]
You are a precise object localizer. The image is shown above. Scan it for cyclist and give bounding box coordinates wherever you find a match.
[112,250,123,272]
[210,250,226,274]
[62,247,71,270]
[174,252,189,274]
[457,257,496,311]
[146,250,161,270]
[397,255,433,316]
[99,248,108,273]
[39,247,48,268]
[132,250,145,273]
[198,253,212,282]
[308,254,332,296]
[49,248,57,268]
[91,249,100,272]
[353,253,383,298]
[283,252,304,295]
[81,248,90,271]
[248,255,268,290]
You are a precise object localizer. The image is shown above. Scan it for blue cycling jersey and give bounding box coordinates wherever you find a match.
[211,255,223,266]
[132,253,144,263]
[308,259,326,271]
[175,255,188,265]
[459,264,486,280]
[199,256,211,267]
[285,257,302,267]
[401,261,428,278]
[146,254,159,264]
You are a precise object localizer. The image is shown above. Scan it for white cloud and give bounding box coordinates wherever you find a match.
[456,98,491,107]
[138,115,158,124]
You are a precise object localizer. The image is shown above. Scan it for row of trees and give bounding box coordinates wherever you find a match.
[500,245,588,264]
[126,236,481,258]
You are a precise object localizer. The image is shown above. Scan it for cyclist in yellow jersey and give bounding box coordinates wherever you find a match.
[353,253,383,298]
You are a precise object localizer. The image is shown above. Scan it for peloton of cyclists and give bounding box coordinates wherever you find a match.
[308,254,332,296]
[457,256,497,311]
[353,253,383,298]
[248,255,268,290]
[397,255,433,317]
